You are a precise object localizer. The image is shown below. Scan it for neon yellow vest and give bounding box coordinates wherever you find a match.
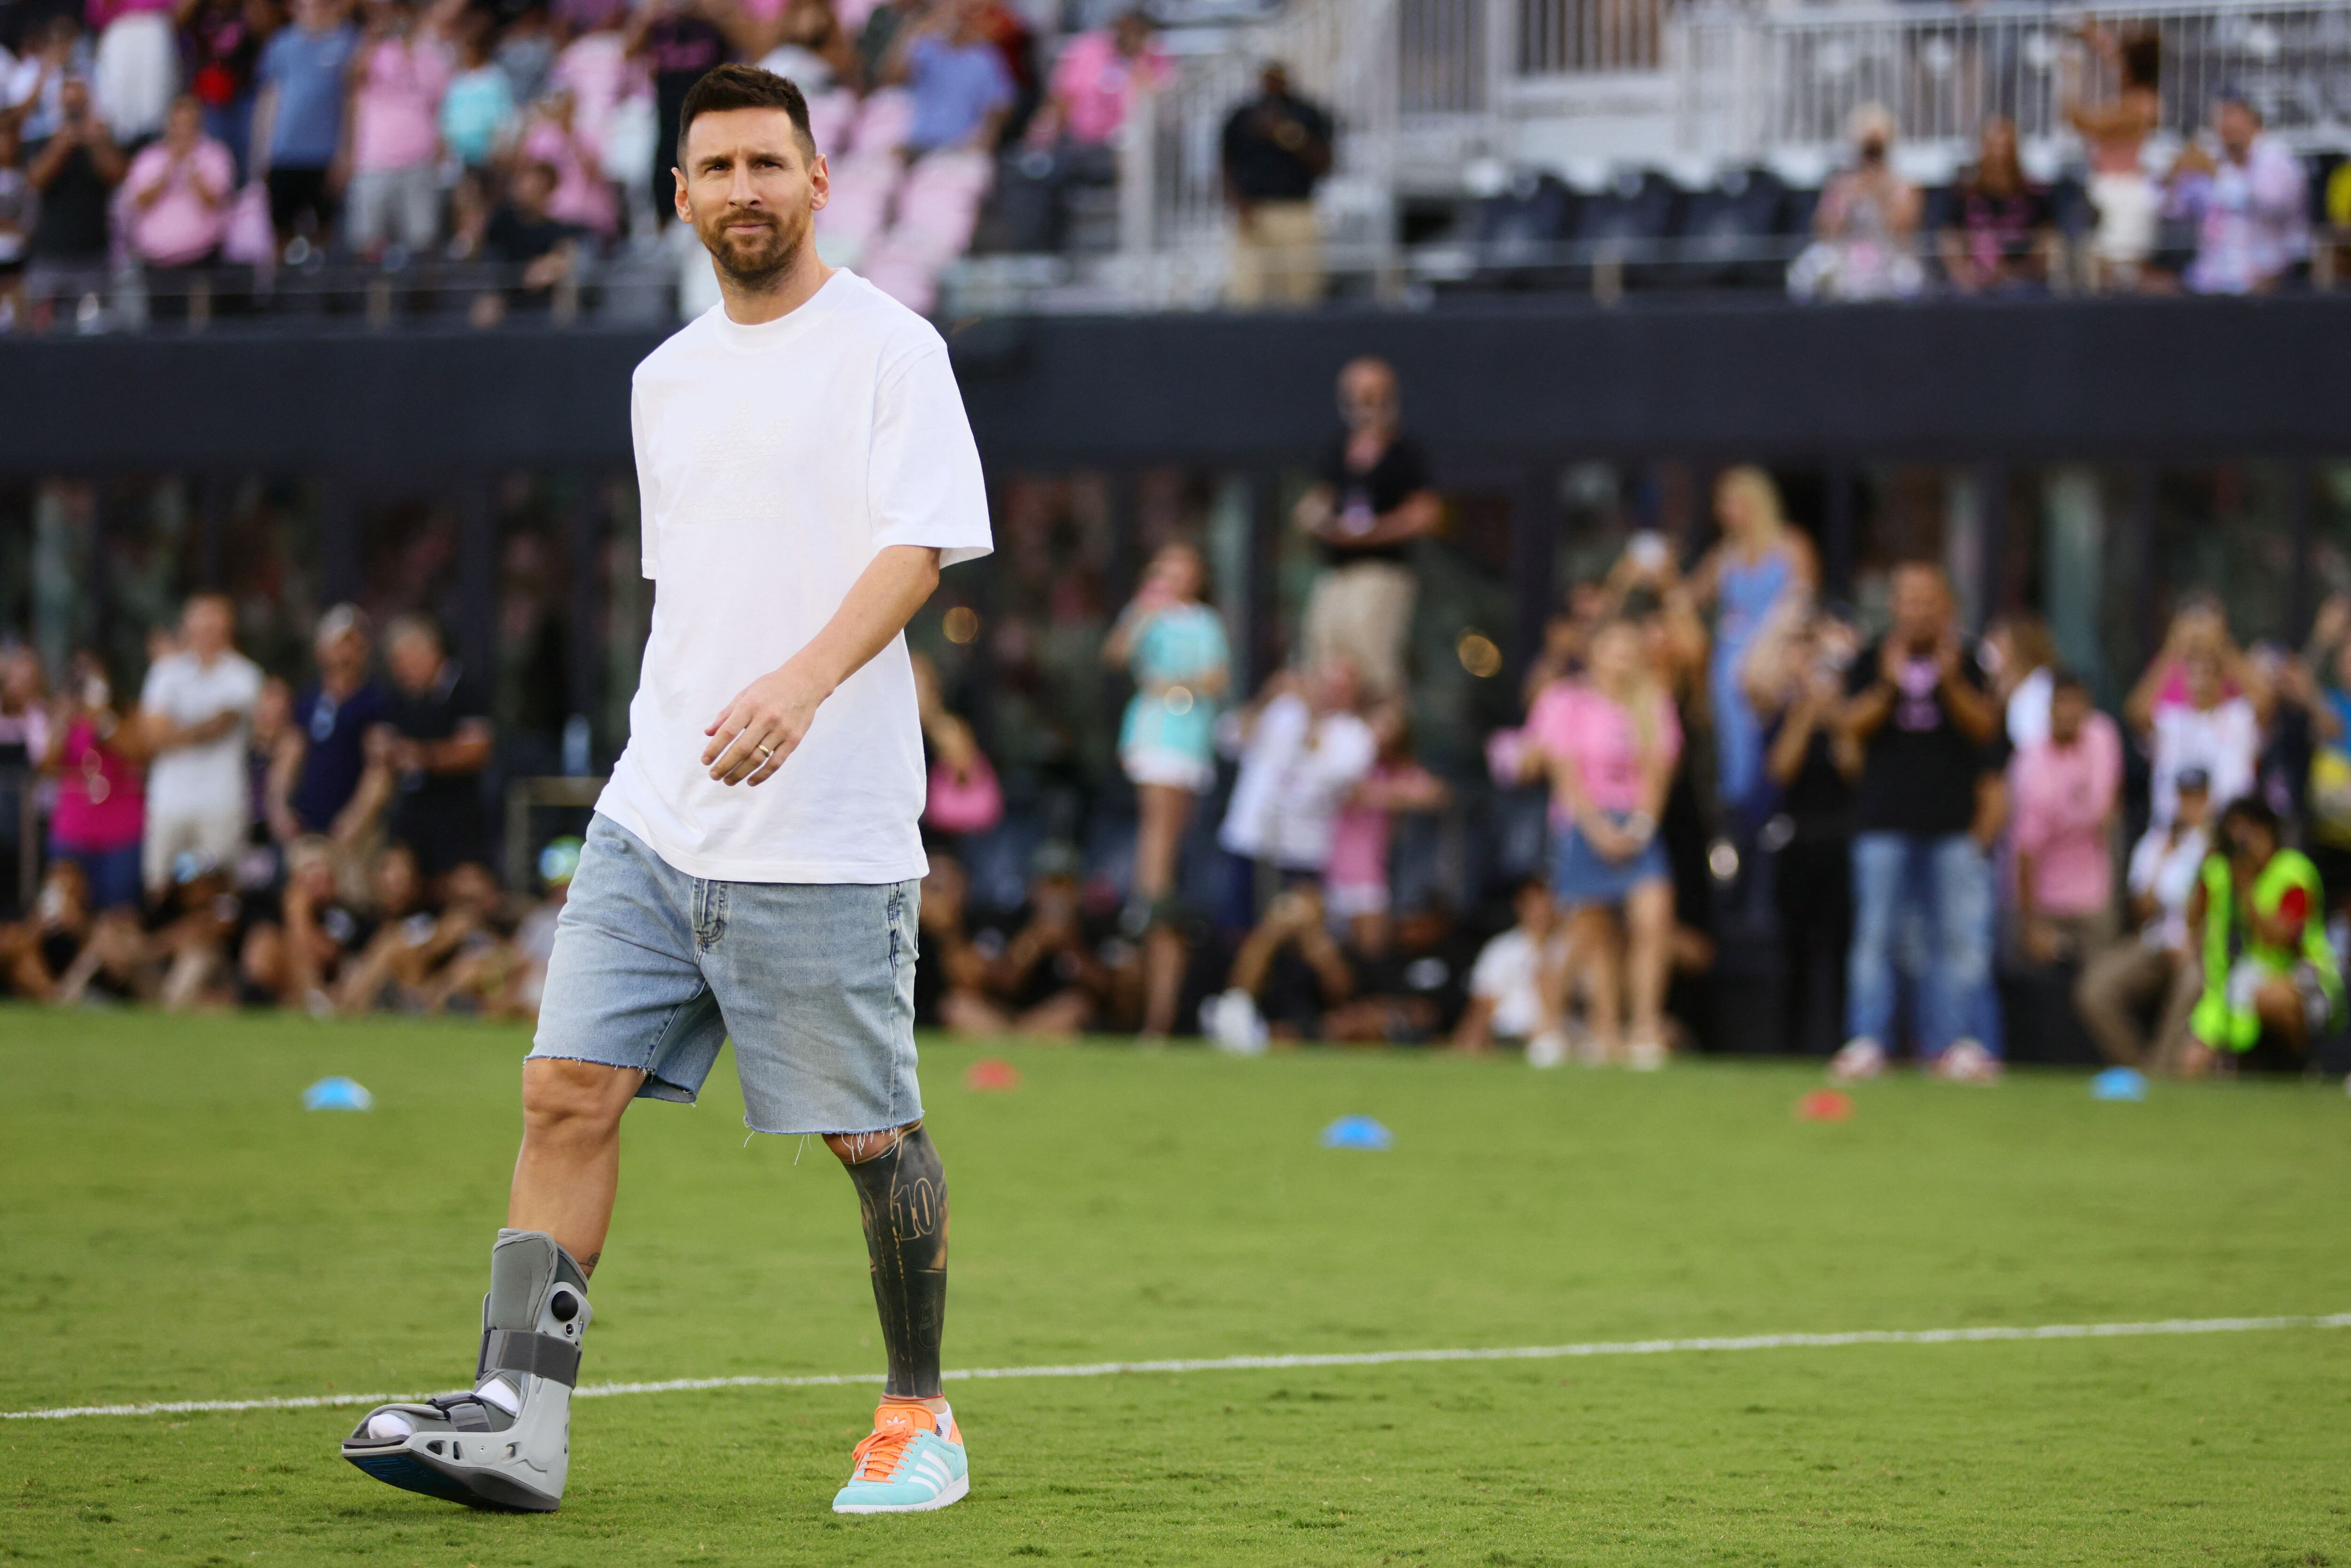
[2192,848,2343,1051]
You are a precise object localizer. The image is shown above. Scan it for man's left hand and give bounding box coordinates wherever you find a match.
[703,662,829,786]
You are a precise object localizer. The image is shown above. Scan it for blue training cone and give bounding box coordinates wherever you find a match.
[303,1076,374,1111]
[1320,1115,1395,1150]
[2089,1066,2147,1102]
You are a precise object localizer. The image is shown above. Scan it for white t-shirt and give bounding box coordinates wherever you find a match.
[141,649,263,821]
[2127,821,2209,952]
[598,272,994,883]
[1469,926,1558,1040]
[1216,692,1376,871]
[2147,697,2259,826]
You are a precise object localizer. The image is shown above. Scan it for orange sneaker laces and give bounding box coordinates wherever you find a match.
[849,1410,929,1482]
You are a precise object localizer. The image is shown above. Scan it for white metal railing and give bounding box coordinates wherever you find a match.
[1678,0,2351,164]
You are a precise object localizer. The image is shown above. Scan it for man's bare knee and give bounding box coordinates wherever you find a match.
[521,1057,641,1141]
[825,1119,923,1166]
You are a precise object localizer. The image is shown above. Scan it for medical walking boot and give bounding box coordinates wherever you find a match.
[339,1229,592,1512]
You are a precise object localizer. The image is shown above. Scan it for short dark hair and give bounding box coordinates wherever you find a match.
[676,64,815,167]
[2050,668,2090,698]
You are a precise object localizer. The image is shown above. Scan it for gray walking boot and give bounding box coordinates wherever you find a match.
[339,1229,592,1512]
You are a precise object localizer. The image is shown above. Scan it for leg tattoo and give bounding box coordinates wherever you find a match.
[838,1124,949,1399]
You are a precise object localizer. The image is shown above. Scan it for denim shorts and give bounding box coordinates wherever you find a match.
[1550,812,1672,909]
[530,812,924,1136]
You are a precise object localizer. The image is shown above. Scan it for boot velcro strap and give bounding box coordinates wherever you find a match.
[480,1328,582,1388]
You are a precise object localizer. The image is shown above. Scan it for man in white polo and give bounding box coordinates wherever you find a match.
[341,63,992,1518]
[141,592,264,892]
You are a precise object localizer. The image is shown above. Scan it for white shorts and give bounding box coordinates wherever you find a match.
[1323,879,1389,922]
[1121,747,1214,794]
[143,807,248,891]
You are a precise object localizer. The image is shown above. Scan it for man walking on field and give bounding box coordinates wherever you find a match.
[340,63,992,1517]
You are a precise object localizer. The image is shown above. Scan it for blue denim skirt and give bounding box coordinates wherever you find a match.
[1551,812,1672,909]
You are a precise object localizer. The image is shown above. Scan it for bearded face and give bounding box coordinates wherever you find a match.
[675,109,828,293]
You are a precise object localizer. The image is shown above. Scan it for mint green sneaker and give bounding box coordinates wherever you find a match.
[831,1403,969,1514]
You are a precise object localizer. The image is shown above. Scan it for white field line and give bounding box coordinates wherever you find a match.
[10,1312,2346,1423]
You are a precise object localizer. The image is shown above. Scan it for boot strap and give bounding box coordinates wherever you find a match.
[476,1327,582,1388]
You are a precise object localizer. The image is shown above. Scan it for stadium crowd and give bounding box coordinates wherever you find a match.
[0,0,1178,326]
[3,354,2341,1087]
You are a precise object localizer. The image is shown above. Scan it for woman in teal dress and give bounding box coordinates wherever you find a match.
[1104,542,1231,1036]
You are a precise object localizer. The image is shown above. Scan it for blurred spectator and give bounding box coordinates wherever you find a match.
[627,0,733,225]
[2185,796,2341,1073]
[1215,661,1375,902]
[2075,765,2209,1071]
[1029,7,1160,150]
[122,93,234,270]
[41,650,147,911]
[1324,701,1446,954]
[181,0,270,176]
[139,591,262,895]
[327,836,435,1010]
[1749,606,1862,1057]
[24,74,125,313]
[1831,562,2002,1082]
[755,0,857,92]
[2176,89,2308,296]
[971,843,1123,1037]
[0,118,29,327]
[1219,61,1327,308]
[90,0,177,145]
[472,157,578,322]
[1689,465,1815,819]
[268,830,372,1006]
[2066,26,2162,292]
[2125,601,2266,827]
[1206,882,1351,1050]
[1104,539,1229,1038]
[1790,102,1922,302]
[886,0,1011,155]
[1527,614,1681,1069]
[1939,115,2053,295]
[1985,611,2057,749]
[911,852,1009,1036]
[267,602,386,843]
[516,84,614,236]
[1292,356,1439,700]
[0,644,49,765]
[254,0,359,249]
[0,859,93,1000]
[2298,597,2351,905]
[437,10,515,169]
[343,0,453,257]
[2009,671,2122,967]
[1452,876,1560,1054]
[7,17,88,145]
[373,612,491,884]
[492,2,553,104]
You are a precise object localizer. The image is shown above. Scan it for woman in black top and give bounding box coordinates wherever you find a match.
[1749,606,1865,1056]
[1940,116,2054,294]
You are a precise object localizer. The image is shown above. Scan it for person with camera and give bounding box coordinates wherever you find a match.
[24,74,126,325]
[1830,561,2004,1083]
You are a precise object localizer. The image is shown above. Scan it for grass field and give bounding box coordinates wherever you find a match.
[4,1007,2350,1566]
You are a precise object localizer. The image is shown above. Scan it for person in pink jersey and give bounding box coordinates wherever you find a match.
[123,95,236,273]
[341,0,454,255]
[43,650,148,913]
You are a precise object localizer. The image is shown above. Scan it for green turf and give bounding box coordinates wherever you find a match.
[3,1007,2349,1566]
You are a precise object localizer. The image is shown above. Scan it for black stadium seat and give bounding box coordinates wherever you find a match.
[1472,171,1580,289]
[1572,170,1682,288]
[1670,166,1787,290]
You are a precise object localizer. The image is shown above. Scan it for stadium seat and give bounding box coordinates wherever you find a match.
[1668,166,1786,290]
[1572,169,1682,289]
[816,150,905,270]
[862,239,943,315]
[852,88,916,158]
[1469,171,1578,289]
[886,150,993,267]
[806,87,859,163]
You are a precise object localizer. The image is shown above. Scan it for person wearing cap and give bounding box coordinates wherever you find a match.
[269,604,391,849]
[2075,767,2213,1071]
[2172,87,2309,295]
